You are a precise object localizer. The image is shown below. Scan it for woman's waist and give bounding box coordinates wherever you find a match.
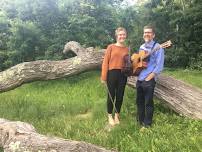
[108,65,123,70]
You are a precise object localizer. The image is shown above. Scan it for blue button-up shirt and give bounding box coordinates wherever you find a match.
[138,40,164,81]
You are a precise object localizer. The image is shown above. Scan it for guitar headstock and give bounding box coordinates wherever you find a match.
[160,40,172,49]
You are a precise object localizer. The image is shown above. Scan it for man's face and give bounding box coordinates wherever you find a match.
[143,28,155,42]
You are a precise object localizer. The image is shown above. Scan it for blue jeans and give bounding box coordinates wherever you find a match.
[136,78,156,126]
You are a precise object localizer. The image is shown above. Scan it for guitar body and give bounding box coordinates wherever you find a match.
[130,40,172,76]
[131,50,148,76]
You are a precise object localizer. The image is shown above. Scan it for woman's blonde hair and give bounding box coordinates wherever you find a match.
[115,27,127,37]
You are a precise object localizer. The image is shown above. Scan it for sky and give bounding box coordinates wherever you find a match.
[122,0,138,6]
[125,0,137,5]
[122,0,148,6]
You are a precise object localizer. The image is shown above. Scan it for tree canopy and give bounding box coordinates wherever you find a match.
[0,0,201,71]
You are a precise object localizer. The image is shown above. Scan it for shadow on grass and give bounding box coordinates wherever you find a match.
[154,98,178,115]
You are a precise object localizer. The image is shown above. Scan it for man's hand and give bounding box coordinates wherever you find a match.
[145,72,155,81]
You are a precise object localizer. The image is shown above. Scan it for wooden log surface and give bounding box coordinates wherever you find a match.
[0,118,116,152]
[0,41,104,93]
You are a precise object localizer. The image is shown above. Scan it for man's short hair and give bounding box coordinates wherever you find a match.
[144,25,155,33]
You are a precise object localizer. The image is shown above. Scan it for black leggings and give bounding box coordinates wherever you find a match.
[106,69,127,114]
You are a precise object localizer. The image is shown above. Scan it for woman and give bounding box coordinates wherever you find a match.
[101,27,128,126]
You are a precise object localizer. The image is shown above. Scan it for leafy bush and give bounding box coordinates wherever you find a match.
[188,54,202,70]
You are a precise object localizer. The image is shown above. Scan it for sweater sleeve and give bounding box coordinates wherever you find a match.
[101,45,112,81]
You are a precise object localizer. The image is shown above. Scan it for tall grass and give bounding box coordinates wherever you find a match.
[0,70,201,152]
[164,68,202,89]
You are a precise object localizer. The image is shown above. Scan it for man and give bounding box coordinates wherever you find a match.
[134,25,164,127]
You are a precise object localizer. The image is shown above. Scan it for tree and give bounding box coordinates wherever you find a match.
[0,10,12,70]
[7,20,45,63]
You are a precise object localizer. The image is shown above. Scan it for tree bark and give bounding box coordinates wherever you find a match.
[0,41,104,92]
[0,118,116,152]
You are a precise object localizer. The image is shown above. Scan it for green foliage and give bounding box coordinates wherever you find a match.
[0,0,202,70]
[0,11,10,50]
[0,0,121,67]
[139,0,202,68]
[118,7,143,51]
[0,51,12,71]
[0,71,201,152]
[8,20,45,63]
[64,0,118,47]
[188,53,202,70]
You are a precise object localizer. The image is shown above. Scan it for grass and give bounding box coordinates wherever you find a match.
[0,70,201,152]
[164,68,202,89]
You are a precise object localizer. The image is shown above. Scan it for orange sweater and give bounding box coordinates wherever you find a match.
[101,44,128,81]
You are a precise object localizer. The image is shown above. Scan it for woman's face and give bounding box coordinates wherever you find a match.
[116,30,127,43]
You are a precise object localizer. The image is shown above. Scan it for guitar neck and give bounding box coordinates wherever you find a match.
[142,45,161,59]
[142,40,171,59]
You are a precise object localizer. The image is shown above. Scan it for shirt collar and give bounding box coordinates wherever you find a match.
[144,40,155,49]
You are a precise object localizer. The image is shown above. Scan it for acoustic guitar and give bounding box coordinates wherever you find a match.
[131,40,172,76]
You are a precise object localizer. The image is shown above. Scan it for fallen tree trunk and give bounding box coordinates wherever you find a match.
[0,41,202,120]
[0,41,104,92]
[127,75,202,119]
[0,118,115,152]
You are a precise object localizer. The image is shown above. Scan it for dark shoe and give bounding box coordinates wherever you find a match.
[143,123,151,128]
